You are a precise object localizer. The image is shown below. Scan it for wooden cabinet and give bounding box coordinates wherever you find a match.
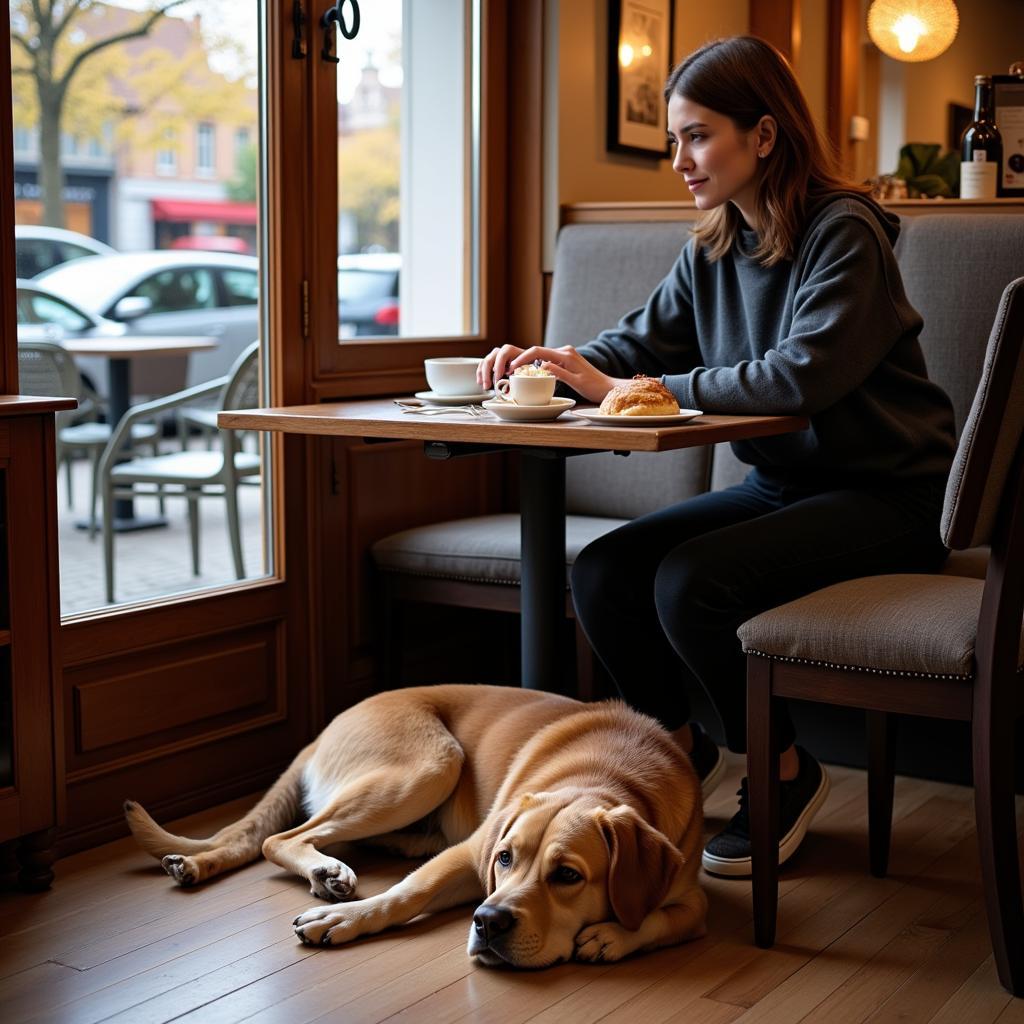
[0,397,74,890]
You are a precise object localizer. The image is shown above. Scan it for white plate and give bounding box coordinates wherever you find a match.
[482,397,576,422]
[414,389,494,405]
[569,408,704,427]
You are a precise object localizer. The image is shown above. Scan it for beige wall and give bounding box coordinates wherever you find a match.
[900,0,1024,153]
[558,0,748,205]
[795,0,829,137]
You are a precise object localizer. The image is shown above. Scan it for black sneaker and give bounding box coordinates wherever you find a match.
[701,746,830,877]
[688,722,726,799]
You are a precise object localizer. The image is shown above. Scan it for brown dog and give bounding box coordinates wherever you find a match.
[125,685,707,967]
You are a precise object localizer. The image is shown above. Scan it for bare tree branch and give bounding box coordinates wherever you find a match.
[10,33,37,62]
[58,0,190,93]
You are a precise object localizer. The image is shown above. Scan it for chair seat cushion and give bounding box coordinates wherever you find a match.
[371,513,628,586]
[738,574,1023,678]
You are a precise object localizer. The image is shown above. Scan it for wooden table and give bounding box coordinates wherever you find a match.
[219,399,809,691]
[64,337,217,530]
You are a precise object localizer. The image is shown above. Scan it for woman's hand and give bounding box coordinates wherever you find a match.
[478,344,627,403]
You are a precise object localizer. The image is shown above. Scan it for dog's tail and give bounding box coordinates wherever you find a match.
[124,741,315,863]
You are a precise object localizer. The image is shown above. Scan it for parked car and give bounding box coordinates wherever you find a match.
[338,253,400,337]
[38,251,260,389]
[170,234,251,255]
[16,278,124,343]
[15,225,116,279]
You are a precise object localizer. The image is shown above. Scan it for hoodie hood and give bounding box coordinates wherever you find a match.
[804,189,900,246]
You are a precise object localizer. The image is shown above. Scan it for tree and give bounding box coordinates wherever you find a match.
[226,142,258,202]
[338,127,400,253]
[11,1,194,227]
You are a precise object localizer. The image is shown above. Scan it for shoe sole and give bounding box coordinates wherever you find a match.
[701,763,831,878]
[701,746,727,800]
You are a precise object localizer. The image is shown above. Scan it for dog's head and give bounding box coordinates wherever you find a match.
[467,791,685,968]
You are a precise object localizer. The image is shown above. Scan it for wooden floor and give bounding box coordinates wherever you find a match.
[2,755,1023,1024]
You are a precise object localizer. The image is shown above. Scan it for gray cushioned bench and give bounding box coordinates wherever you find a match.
[372,213,1024,690]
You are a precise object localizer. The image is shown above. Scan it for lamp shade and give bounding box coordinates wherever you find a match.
[867,0,959,62]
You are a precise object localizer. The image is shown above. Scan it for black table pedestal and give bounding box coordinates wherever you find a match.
[519,451,566,692]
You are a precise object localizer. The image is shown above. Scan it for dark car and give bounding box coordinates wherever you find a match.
[338,253,400,337]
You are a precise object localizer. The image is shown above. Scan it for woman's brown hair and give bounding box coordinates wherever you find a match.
[664,36,870,266]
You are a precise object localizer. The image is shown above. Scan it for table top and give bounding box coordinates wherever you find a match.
[0,394,78,416]
[63,336,217,358]
[218,398,808,453]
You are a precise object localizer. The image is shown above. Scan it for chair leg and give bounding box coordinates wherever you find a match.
[866,710,897,878]
[747,654,780,949]
[187,492,200,576]
[972,704,1024,996]
[225,481,244,580]
[88,447,101,540]
[103,480,115,604]
[64,452,73,509]
[150,441,166,515]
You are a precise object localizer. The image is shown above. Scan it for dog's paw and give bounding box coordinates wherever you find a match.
[574,922,631,962]
[309,863,357,902]
[161,854,198,887]
[293,905,363,946]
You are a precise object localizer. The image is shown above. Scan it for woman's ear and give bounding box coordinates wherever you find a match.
[756,115,778,157]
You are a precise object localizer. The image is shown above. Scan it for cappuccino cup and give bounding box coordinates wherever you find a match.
[494,372,557,406]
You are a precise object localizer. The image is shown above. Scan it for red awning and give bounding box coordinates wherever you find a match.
[151,199,258,225]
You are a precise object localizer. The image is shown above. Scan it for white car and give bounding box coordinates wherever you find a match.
[15,225,116,279]
[38,251,260,389]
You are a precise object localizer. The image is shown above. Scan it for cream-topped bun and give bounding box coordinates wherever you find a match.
[599,375,680,416]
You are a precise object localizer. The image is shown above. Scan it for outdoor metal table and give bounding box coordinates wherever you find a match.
[218,399,809,692]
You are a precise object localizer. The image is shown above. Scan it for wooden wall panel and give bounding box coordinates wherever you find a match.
[74,632,277,753]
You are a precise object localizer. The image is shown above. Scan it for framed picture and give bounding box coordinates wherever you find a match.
[607,0,674,160]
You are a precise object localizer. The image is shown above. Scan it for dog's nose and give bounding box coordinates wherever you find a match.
[473,905,516,943]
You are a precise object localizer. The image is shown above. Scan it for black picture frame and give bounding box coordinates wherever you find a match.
[607,0,674,160]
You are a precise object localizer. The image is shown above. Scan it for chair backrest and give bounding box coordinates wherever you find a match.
[545,222,712,518]
[220,341,260,412]
[941,277,1024,551]
[17,340,83,427]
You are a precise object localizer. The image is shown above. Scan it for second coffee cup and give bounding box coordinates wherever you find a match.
[494,373,557,406]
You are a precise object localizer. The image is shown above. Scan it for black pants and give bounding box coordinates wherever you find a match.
[570,468,949,754]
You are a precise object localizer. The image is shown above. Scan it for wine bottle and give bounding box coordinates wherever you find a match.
[960,75,1003,200]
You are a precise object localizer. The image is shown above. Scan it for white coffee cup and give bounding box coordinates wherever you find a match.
[494,373,557,406]
[424,357,484,396]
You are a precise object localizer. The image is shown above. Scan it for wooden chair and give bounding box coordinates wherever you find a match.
[737,277,1024,996]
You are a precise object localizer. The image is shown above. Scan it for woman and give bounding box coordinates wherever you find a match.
[477,36,955,877]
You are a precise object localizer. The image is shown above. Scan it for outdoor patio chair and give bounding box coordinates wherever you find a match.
[738,277,1024,997]
[17,340,160,537]
[98,341,261,603]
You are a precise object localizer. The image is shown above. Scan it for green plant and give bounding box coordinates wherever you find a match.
[894,143,961,198]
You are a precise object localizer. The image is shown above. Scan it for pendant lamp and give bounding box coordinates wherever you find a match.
[867,0,959,62]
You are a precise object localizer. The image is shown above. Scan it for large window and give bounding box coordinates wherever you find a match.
[336,0,480,341]
[10,0,271,617]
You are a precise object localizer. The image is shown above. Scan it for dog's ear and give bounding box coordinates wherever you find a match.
[477,796,531,893]
[595,805,685,932]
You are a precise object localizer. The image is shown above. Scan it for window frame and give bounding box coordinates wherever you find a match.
[306,0,529,402]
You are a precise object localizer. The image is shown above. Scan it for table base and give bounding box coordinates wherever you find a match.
[75,514,170,534]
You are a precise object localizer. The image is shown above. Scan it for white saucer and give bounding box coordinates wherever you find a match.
[570,408,704,427]
[482,397,576,422]
[415,389,494,405]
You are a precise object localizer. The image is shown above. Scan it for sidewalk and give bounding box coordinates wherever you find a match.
[55,441,267,617]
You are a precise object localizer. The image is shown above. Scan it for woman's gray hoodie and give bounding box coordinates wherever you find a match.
[575,192,956,483]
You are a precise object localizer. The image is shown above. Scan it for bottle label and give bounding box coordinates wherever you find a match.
[972,152,988,162]
[961,161,998,199]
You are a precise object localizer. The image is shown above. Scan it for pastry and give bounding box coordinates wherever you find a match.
[599,375,680,416]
